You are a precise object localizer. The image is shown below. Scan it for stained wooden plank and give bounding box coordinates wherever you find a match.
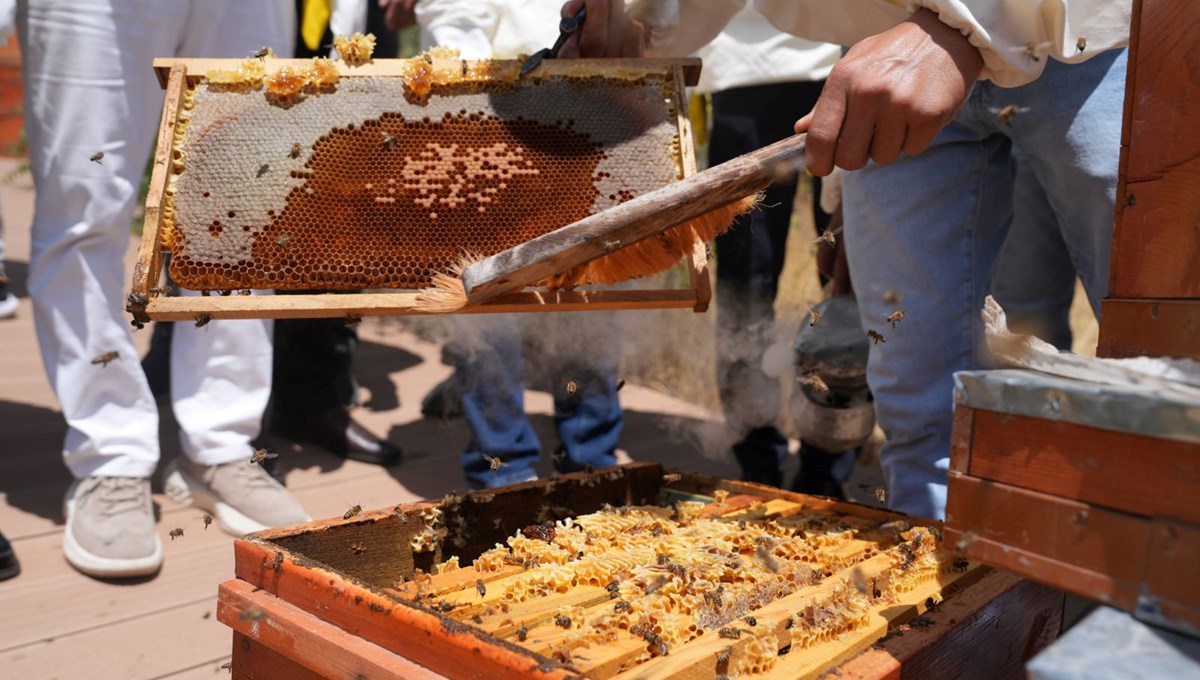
[221,580,444,680]
[948,407,974,473]
[143,289,699,321]
[1142,520,1200,635]
[461,136,805,305]
[965,409,1200,525]
[944,471,1148,610]
[671,63,712,314]
[232,633,325,680]
[1097,298,1200,360]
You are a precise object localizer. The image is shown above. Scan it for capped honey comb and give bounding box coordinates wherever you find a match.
[163,59,688,292]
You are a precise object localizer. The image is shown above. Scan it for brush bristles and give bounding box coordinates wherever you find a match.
[541,194,761,289]
[415,255,477,313]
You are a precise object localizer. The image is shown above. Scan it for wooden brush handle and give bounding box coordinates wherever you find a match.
[462,134,807,305]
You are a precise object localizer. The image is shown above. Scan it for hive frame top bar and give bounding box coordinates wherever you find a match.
[151,57,702,89]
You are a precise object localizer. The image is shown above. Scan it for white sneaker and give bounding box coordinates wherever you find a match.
[0,293,17,320]
[164,457,310,536]
[63,477,163,578]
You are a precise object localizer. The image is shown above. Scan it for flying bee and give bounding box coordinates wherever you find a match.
[1010,41,1053,62]
[867,329,886,344]
[662,473,681,484]
[483,454,508,472]
[289,142,302,159]
[91,351,119,367]
[565,379,578,397]
[955,531,978,551]
[253,46,272,60]
[805,373,830,396]
[850,566,869,594]
[169,527,184,540]
[90,151,105,164]
[754,544,779,573]
[989,104,1032,126]
[552,449,566,464]
[194,314,212,328]
[240,608,267,622]
[875,486,887,504]
[1076,36,1087,53]
[344,504,362,520]
[475,578,487,597]
[250,448,278,465]
[809,310,822,327]
[381,131,398,150]
[220,662,232,673]
[887,309,906,328]
[201,513,213,530]
[814,226,840,246]
[601,239,621,253]
[884,289,901,305]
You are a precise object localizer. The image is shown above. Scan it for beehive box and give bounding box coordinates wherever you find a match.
[218,463,1063,679]
[128,57,710,324]
[944,370,1200,637]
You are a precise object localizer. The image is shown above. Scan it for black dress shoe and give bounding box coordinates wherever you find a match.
[0,530,20,581]
[273,408,402,466]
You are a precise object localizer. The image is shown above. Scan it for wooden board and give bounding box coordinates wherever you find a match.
[1097,298,1200,360]
[215,464,1056,679]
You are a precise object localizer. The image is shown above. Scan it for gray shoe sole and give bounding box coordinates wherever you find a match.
[62,481,163,579]
[163,460,271,537]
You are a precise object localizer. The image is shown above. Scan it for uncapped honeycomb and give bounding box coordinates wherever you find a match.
[163,59,686,292]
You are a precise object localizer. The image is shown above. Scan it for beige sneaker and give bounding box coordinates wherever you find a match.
[63,477,163,578]
[163,457,310,536]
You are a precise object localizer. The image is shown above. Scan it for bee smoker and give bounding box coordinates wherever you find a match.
[790,297,875,452]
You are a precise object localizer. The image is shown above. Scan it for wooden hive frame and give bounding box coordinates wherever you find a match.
[127,58,710,324]
[217,463,1063,679]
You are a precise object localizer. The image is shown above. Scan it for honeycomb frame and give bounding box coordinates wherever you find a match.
[128,58,708,324]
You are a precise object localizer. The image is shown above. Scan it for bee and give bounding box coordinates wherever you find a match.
[344,504,362,520]
[90,151,105,164]
[809,310,822,326]
[601,239,621,253]
[220,662,232,673]
[662,473,681,484]
[718,627,742,640]
[272,551,284,571]
[1011,41,1053,62]
[884,289,901,305]
[276,231,290,249]
[554,614,571,628]
[250,448,278,465]
[565,379,578,397]
[492,517,502,529]
[475,578,487,598]
[522,556,540,570]
[644,574,669,594]
[253,46,272,60]
[955,531,978,551]
[516,626,529,641]
[898,542,915,569]
[814,227,839,246]
[239,608,267,622]
[257,163,270,178]
[483,454,509,472]
[850,566,869,594]
[194,314,212,328]
[615,379,626,392]
[605,580,620,597]
[551,449,566,464]
[989,104,1031,126]
[717,646,732,667]
[805,373,830,396]
[755,544,779,573]
[952,556,970,573]
[91,351,119,367]
[239,289,252,296]
[614,599,631,613]
[461,59,469,76]
[867,329,886,344]
[1076,36,1087,54]
[201,513,213,530]
[744,616,757,627]
[169,527,184,540]
[349,542,367,554]
[344,314,362,326]
[875,487,887,504]
[289,143,302,159]
[381,131,398,150]
[887,309,906,328]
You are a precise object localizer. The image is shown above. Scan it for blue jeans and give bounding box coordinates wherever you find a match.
[456,314,622,489]
[842,50,1126,518]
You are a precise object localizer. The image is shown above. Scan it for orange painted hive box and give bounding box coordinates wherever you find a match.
[218,463,1064,679]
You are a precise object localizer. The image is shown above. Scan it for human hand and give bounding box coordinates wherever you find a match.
[557,0,646,58]
[378,0,418,32]
[795,9,983,176]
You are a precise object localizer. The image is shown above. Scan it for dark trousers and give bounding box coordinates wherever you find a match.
[709,81,848,491]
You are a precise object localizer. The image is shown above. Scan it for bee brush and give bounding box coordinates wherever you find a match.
[416,133,807,312]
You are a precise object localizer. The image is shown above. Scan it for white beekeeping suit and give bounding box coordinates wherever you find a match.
[416,0,563,59]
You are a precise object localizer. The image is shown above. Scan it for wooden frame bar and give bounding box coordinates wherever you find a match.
[129,57,712,323]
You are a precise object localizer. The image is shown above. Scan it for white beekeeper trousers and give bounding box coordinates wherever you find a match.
[16,0,294,478]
